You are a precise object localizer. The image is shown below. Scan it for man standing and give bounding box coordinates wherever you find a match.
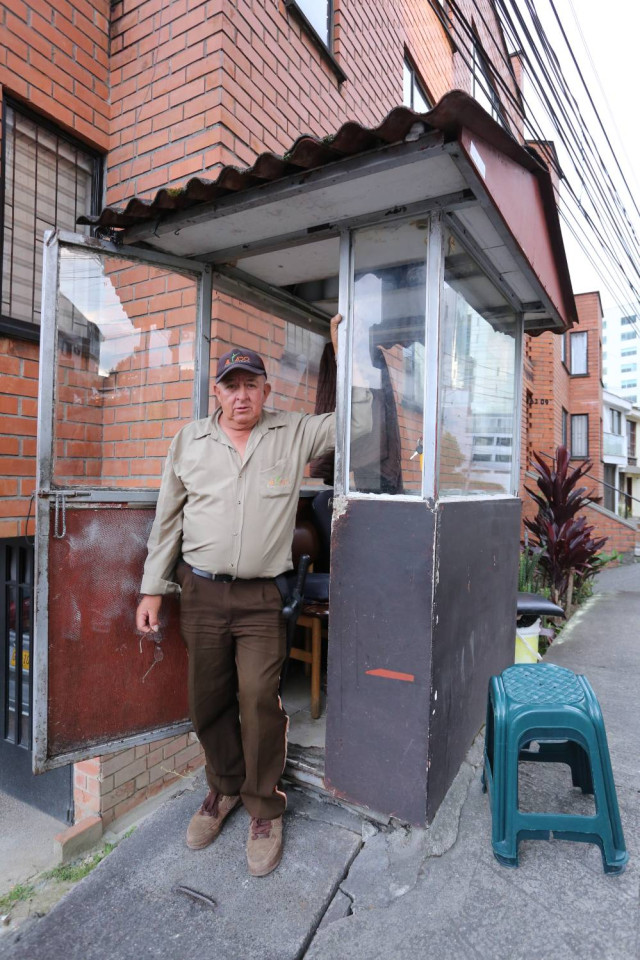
[136,314,371,877]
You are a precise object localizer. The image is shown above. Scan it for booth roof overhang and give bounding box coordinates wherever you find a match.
[81,90,577,335]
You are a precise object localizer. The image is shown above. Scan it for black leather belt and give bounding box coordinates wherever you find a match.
[191,568,236,582]
[190,567,275,583]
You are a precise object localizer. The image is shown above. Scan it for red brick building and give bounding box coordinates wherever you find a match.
[520,291,637,555]
[0,0,569,831]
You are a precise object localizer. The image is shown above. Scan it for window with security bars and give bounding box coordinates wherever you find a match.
[0,100,103,339]
[1,540,34,749]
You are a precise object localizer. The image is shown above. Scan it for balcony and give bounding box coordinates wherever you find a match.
[603,431,626,458]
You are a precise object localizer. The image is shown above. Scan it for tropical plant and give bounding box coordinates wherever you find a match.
[518,534,544,594]
[524,446,607,611]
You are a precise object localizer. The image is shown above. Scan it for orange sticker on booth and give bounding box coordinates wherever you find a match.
[365,668,415,683]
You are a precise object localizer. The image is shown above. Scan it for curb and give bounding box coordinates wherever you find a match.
[54,816,103,865]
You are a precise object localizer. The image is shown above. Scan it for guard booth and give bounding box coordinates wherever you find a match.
[33,92,576,825]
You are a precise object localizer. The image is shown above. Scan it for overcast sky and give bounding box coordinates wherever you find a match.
[531,0,640,313]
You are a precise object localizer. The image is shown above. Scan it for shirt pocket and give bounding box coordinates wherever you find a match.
[260,457,295,498]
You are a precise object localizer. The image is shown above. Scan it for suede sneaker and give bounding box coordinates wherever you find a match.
[186,791,240,850]
[246,815,283,877]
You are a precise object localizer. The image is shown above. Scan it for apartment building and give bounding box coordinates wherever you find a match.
[602,308,640,405]
[521,291,638,556]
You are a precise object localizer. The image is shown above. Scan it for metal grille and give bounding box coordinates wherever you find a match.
[1,539,34,749]
[0,100,103,335]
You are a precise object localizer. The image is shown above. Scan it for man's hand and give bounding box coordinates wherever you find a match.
[136,595,162,633]
[330,313,342,357]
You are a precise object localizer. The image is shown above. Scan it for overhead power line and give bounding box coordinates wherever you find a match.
[434,0,640,327]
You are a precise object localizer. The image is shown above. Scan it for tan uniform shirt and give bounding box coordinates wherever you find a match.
[140,390,372,595]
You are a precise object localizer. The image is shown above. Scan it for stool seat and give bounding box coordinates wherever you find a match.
[483,662,628,874]
[502,663,584,704]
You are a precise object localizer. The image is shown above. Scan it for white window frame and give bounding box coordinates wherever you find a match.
[570,413,589,458]
[570,330,588,375]
[403,56,432,112]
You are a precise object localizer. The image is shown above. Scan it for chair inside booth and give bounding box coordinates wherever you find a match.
[281,488,333,747]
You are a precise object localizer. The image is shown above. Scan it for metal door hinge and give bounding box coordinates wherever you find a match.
[38,490,92,539]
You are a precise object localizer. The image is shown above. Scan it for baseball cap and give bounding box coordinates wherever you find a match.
[215,348,267,383]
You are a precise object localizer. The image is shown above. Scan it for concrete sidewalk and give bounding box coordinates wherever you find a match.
[1,564,637,960]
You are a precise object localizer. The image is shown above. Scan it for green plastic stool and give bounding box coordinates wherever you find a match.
[482,663,628,874]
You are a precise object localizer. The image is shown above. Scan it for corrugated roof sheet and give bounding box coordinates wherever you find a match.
[79,90,546,231]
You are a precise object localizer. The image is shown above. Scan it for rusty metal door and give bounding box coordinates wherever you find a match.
[33,230,212,773]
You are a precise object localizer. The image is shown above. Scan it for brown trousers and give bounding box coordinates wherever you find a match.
[176,562,288,819]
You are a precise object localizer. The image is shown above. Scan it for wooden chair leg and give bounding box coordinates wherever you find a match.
[310,618,322,719]
[304,626,311,676]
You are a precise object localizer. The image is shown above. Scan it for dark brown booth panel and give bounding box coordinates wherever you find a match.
[427,498,520,821]
[324,498,435,825]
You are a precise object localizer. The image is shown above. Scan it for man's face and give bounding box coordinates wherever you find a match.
[213,370,271,430]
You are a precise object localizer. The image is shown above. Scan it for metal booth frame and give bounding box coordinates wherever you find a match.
[32,98,574,824]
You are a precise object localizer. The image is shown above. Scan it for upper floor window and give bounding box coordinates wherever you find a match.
[1,100,103,339]
[570,330,588,375]
[621,315,636,326]
[610,409,622,434]
[472,37,504,126]
[560,332,566,364]
[284,0,345,82]
[621,330,637,341]
[570,414,588,458]
[403,56,432,112]
[287,0,331,48]
[621,347,637,357]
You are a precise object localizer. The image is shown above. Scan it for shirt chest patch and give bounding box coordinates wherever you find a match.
[259,457,294,497]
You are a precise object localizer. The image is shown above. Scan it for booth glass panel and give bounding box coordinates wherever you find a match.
[437,229,518,497]
[52,247,198,489]
[348,220,428,496]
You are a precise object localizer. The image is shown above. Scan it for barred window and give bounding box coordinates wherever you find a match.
[1,100,103,338]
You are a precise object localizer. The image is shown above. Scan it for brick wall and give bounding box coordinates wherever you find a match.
[74,733,204,825]
[0,0,110,148]
[582,503,636,557]
[0,339,39,536]
[106,0,519,205]
[0,0,111,535]
[571,291,604,484]
[520,292,603,495]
